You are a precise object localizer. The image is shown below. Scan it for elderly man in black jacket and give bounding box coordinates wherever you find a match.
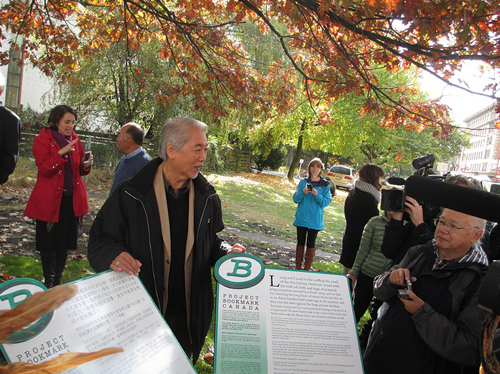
[363,208,489,374]
[88,116,245,363]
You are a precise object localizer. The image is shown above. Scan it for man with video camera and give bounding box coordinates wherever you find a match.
[381,174,484,264]
[363,208,489,374]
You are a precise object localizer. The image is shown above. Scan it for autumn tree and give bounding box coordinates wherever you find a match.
[54,39,190,132]
[308,67,468,166]
[2,0,499,133]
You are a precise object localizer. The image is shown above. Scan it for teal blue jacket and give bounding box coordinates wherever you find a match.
[293,177,332,230]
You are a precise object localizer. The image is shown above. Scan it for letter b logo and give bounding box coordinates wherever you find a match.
[226,259,252,278]
[215,254,265,289]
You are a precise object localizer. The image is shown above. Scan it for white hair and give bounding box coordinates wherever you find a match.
[470,215,486,235]
[159,116,207,160]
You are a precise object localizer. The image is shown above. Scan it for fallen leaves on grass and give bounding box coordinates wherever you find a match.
[207,172,296,191]
[70,253,87,261]
[82,267,95,275]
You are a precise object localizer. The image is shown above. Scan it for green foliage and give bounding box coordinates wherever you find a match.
[204,135,228,173]
[309,67,467,167]
[233,21,291,76]
[19,106,48,131]
[54,40,188,133]
[253,144,287,171]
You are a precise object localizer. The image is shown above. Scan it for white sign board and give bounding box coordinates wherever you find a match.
[214,254,364,374]
[0,271,196,374]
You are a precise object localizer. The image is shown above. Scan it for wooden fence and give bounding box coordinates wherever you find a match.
[18,130,251,173]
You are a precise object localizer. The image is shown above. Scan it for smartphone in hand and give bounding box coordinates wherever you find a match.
[84,150,92,163]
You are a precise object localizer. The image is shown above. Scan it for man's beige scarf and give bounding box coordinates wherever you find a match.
[153,165,195,325]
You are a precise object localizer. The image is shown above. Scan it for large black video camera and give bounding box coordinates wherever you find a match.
[381,154,444,220]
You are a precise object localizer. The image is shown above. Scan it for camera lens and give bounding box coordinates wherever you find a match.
[388,191,403,210]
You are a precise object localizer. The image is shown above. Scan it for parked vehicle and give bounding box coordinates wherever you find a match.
[324,165,357,190]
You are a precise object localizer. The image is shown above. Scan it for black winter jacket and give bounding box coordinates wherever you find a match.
[340,187,379,268]
[88,158,229,362]
[0,106,21,184]
[364,240,489,374]
[381,219,434,264]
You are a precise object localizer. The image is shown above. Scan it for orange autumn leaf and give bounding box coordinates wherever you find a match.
[0,285,77,342]
[0,348,124,373]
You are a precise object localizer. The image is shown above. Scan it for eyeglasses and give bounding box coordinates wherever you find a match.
[433,218,479,232]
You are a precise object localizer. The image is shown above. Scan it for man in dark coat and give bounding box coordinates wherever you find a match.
[364,208,489,374]
[0,72,22,185]
[88,116,245,363]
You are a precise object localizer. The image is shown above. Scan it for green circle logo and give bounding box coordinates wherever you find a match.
[214,253,265,289]
[0,279,53,343]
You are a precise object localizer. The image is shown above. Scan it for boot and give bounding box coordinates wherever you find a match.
[41,254,56,289]
[295,245,305,270]
[53,253,68,287]
[303,248,316,270]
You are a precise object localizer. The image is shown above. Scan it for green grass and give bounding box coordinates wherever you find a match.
[206,172,347,253]
[0,255,94,285]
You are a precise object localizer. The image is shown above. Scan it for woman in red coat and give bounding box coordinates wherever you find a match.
[24,105,93,287]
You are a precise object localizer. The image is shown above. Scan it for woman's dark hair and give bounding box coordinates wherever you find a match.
[358,163,384,190]
[48,105,78,131]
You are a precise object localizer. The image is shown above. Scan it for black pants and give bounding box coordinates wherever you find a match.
[35,194,78,255]
[353,272,375,323]
[36,195,77,286]
[296,226,319,248]
[165,311,193,359]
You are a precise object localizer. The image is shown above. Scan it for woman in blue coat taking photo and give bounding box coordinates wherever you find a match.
[293,158,332,270]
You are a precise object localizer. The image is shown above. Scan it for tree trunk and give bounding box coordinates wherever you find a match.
[287,118,307,181]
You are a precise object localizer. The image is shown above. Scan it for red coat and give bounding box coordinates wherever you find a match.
[24,128,89,222]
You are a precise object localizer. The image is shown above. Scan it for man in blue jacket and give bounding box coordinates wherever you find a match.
[89,116,245,363]
[109,122,152,195]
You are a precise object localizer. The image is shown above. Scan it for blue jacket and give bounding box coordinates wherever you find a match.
[293,177,331,230]
[110,147,152,195]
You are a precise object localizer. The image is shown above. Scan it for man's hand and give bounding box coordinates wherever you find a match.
[110,252,142,276]
[400,290,424,314]
[227,243,246,255]
[389,268,414,287]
